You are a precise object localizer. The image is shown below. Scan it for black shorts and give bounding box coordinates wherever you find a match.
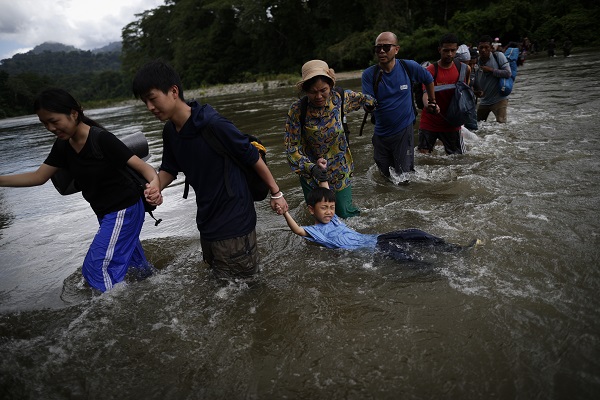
[418,128,465,155]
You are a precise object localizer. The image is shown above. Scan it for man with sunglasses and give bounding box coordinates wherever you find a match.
[362,31,436,184]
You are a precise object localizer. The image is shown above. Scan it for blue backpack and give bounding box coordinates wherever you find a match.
[504,47,519,80]
[492,52,514,96]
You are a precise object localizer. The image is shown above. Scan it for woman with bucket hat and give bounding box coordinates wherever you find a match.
[284,60,375,218]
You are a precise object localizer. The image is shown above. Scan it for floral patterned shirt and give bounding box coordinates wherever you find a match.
[284,89,375,191]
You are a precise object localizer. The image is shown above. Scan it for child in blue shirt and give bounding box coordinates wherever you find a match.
[282,170,472,260]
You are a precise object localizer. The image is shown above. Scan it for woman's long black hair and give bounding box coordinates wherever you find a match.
[33,88,104,129]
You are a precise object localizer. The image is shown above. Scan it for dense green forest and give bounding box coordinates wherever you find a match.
[1,0,598,118]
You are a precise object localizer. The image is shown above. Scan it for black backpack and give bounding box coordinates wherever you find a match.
[359,59,418,136]
[299,86,350,145]
[431,60,477,127]
[182,122,269,202]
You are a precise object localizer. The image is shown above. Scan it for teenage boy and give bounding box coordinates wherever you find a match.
[133,60,288,281]
[418,33,471,155]
[281,173,471,260]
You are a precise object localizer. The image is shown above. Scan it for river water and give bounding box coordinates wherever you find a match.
[1,51,599,399]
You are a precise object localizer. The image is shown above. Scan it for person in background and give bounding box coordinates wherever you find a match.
[133,60,288,282]
[0,88,159,292]
[492,37,502,51]
[465,48,480,131]
[473,35,512,123]
[361,31,436,184]
[284,59,375,218]
[418,34,471,155]
[563,37,573,58]
[547,39,556,57]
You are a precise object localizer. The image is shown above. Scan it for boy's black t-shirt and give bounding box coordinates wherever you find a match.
[159,102,258,242]
[44,128,139,216]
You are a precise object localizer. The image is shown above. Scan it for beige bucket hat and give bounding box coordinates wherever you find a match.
[296,60,336,89]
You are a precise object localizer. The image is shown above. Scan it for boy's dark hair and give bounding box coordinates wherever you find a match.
[306,187,336,207]
[478,35,493,45]
[439,33,459,46]
[132,60,185,100]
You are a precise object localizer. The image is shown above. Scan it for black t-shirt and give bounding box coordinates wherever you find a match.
[160,103,258,241]
[44,127,139,216]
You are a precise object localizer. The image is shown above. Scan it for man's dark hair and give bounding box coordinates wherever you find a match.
[132,60,185,100]
[478,35,493,45]
[439,33,459,46]
[306,187,336,207]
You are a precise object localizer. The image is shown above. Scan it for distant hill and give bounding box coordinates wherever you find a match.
[30,42,79,54]
[93,42,122,53]
[0,41,122,77]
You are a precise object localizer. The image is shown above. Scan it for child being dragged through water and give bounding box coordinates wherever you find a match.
[280,158,478,262]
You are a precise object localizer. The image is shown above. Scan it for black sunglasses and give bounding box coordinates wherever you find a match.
[373,44,397,53]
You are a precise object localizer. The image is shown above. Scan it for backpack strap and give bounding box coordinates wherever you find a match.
[491,51,508,68]
[334,87,350,144]
[398,59,418,118]
[299,95,308,137]
[359,67,383,136]
[433,59,466,92]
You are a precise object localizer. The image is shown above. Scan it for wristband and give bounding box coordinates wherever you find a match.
[428,99,436,104]
[270,191,284,199]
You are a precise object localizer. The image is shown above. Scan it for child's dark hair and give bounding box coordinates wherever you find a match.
[132,60,185,100]
[33,88,104,129]
[306,187,336,207]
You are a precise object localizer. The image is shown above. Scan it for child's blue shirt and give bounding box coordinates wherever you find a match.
[303,215,378,250]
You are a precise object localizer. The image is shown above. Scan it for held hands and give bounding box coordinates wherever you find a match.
[271,192,288,215]
[311,158,328,182]
[144,183,163,206]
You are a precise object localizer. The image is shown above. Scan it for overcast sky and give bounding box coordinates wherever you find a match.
[0,0,165,60]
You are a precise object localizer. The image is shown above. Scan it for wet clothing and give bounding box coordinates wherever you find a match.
[83,198,151,292]
[200,229,259,280]
[371,125,415,177]
[285,89,374,218]
[477,98,509,123]
[362,60,433,176]
[44,128,151,292]
[474,52,511,107]
[303,215,378,249]
[302,215,452,261]
[45,128,139,216]
[160,101,259,242]
[159,101,261,278]
[418,128,465,155]
[362,60,433,136]
[418,62,465,155]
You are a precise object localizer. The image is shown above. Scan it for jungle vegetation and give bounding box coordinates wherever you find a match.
[1,0,598,118]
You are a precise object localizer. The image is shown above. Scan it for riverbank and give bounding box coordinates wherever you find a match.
[184,70,364,99]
